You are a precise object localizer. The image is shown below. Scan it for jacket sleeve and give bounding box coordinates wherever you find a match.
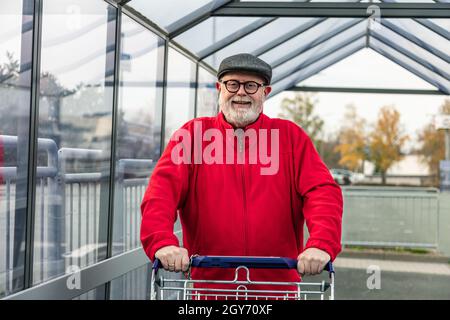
[293,125,343,261]
[140,128,190,262]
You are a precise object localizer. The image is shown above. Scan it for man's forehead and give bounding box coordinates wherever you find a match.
[220,72,266,83]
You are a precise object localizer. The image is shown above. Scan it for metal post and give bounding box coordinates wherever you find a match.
[160,41,169,154]
[103,3,121,300]
[13,0,42,292]
[194,63,199,118]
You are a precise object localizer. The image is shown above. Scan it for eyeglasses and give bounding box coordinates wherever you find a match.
[220,80,266,95]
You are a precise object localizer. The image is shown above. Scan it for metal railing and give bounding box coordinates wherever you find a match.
[341,186,440,249]
[0,135,154,298]
[0,135,58,295]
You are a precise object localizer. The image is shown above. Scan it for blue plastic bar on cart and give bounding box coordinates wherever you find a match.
[152,256,333,273]
[191,256,334,273]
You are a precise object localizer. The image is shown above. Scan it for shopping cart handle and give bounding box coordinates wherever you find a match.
[191,256,296,269]
[153,256,334,274]
[152,258,163,273]
[325,261,334,273]
[191,256,334,273]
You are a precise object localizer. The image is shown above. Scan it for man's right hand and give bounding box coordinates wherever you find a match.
[154,245,190,272]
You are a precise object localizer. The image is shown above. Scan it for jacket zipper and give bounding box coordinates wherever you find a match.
[238,131,249,256]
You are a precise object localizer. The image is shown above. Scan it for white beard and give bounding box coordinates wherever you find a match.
[219,93,264,128]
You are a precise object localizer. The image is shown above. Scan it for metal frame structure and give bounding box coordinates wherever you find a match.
[23,0,43,292]
[288,86,445,95]
[212,2,450,18]
[103,3,122,300]
[4,248,148,300]
[3,0,449,300]
[197,17,277,59]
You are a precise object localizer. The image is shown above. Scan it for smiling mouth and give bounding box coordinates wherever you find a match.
[232,101,251,107]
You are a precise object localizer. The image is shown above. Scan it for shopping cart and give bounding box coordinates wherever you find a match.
[150,255,335,300]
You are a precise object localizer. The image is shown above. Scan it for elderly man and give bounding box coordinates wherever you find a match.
[140,53,342,285]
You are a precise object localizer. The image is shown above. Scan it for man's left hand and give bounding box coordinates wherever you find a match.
[297,248,330,276]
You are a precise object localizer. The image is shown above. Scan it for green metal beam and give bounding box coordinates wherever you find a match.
[213,2,450,18]
[287,86,446,95]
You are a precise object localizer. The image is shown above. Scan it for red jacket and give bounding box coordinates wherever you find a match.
[140,112,342,284]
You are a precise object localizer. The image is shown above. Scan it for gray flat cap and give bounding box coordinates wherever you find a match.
[217,53,272,84]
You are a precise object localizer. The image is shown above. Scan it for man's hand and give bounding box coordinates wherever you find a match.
[297,248,331,276]
[155,245,190,272]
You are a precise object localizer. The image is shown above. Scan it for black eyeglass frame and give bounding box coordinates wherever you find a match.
[219,79,267,94]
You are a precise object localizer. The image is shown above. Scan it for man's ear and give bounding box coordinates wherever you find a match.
[264,86,272,96]
[216,81,221,92]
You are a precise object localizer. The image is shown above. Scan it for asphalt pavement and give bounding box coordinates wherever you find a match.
[302,256,450,300]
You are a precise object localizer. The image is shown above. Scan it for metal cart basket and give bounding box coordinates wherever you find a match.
[151,255,335,300]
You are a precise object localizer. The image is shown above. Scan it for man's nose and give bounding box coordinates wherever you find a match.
[236,83,247,96]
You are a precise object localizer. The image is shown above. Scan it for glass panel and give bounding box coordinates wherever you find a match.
[196,67,218,117]
[424,17,450,32]
[369,37,450,93]
[387,0,441,2]
[242,0,437,2]
[112,13,164,256]
[72,284,106,300]
[128,0,214,32]
[271,19,366,83]
[201,17,322,68]
[240,0,308,2]
[174,17,269,57]
[0,0,34,298]
[260,18,360,66]
[370,23,449,80]
[33,0,115,285]
[384,19,450,58]
[164,48,196,147]
[109,263,151,300]
[310,0,379,2]
[270,37,366,97]
[302,48,437,89]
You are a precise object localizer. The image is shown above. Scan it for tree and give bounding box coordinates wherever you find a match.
[318,133,341,169]
[334,104,367,172]
[278,93,324,148]
[0,51,19,84]
[368,106,409,185]
[417,99,450,185]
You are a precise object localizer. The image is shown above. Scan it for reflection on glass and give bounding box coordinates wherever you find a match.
[165,48,196,146]
[196,67,218,117]
[112,14,164,256]
[0,0,33,298]
[33,0,116,284]
[109,264,151,300]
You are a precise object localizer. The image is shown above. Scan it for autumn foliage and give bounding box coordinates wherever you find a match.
[368,106,409,184]
[417,99,450,183]
[334,105,367,172]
